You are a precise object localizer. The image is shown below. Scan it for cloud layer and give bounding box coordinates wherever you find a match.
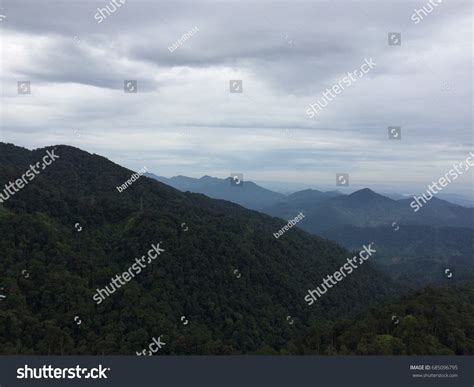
[0,0,472,194]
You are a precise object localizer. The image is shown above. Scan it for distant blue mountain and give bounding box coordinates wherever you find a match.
[266,187,474,233]
[146,173,286,210]
[146,173,473,287]
[147,174,474,231]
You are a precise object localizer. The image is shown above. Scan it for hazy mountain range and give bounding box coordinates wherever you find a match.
[0,143,394,354]
[146,173,474,233]
[147,173,474,287]
[147,173,286,210]
[0,143,472,355]
[148,174,474,208]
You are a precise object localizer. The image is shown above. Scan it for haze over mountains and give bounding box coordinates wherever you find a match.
[0,143,395,354]
[147,173,285,210]
[266,188,474,232]
[147,173,474,232]
[147,174,473,221]
[1,143,473,355]
[2,0,472,361]
[147,173,474,209]
[147,173,474,287]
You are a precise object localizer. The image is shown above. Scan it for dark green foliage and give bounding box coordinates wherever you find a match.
[264,188,473,288]
[323,224,474,288]
[294,283,474,355]
[0,143,394,354]
[0,143,471,356]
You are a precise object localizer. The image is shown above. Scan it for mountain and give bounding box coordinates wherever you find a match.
[265,188,474,234]
[436,193,474,208]
[143,175,473,288]
[146,173,285,211]
[0,143,396,355]
[264,188,397,234]
[384,192,474,208]
[264,189,473,287]
[268,189,343,211]
[323,224,474,287]
[397,197,474,228]
[284,189,343,203]
[145,174,474,233]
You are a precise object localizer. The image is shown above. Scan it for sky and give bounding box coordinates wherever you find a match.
[0,0,472,195]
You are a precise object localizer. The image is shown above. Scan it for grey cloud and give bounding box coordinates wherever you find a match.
[0,0,472,194]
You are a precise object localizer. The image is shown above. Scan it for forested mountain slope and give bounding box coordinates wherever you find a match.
[0,143,395,354]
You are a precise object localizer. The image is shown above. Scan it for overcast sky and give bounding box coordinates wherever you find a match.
[0,0,472,194]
